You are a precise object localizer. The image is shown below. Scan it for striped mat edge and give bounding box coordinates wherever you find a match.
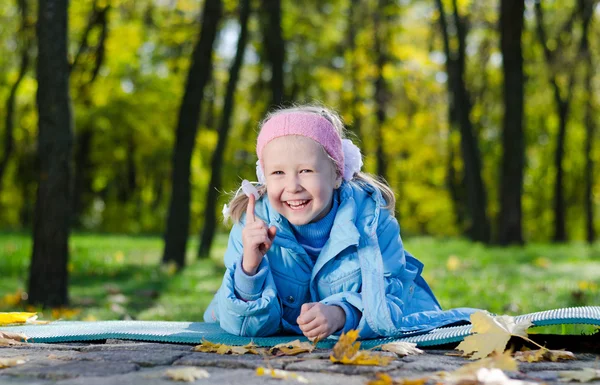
[0,306,598,348]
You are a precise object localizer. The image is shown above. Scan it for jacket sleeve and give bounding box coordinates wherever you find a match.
[322,208,474,339]
[214,222,283,337]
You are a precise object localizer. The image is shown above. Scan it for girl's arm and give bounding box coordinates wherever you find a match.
[214,222,283,336]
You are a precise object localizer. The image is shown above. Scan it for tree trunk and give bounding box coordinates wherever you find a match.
[261,0,285,107]
[373,0,390,181]
[534,1,578,242]
[0,0,31,194]
[497,0,525,245]
[579,0,595,243]
[28,0,74,307]
[162,0,223,268]
[435,0,490,242]
[198,0,251,259]
[346,0,363,143]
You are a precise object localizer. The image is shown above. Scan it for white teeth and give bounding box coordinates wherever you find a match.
[286,200,309,208]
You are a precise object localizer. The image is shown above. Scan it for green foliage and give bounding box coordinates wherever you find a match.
[0,232,598,335]
[0,0,598,241]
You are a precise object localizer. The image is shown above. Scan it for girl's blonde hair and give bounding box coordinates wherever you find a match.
[226,105,396,223]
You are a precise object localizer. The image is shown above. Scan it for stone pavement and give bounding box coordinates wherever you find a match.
[1,338,599,385]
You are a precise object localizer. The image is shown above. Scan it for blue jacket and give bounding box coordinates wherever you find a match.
[204,181,476,338]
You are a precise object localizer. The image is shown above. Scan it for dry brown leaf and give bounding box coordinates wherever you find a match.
[515,348,575,363]
[330,330,393,366]
[0,331,28,343]
[256,367,309,383]
[0,312,38,326]
[165,367,210,382]
[379,342,423,357]
[193,339,262,355]
[0,358,26,369]
[559,368,600,383]
[367,373,428,385]
[456,311,532,360]
[0,338,27,346]
[269,340,315,356]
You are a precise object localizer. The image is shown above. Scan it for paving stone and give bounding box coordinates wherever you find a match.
[0,360,139,380]
[173,351,287,369]
[76,349,189,366]
[284,358,403,375]
[79,342,192,352]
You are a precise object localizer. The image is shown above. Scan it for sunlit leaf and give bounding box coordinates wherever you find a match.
[0,312,38,326]
[379,342,423,357]
[269,340,315,356]
[456,311,532,359]
[515,348,575,362]
[165,367,210,382]
[193,339,262,355]
[367,373,428,385]
[559,368,600,382]
[451,351,519,377]
[256,367,309,383]
[0,358,26,368]
[446,255,461,271]
[0,331,28,345]
[330,330,393,366]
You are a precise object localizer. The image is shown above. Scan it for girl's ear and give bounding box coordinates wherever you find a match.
[334,176,343,189]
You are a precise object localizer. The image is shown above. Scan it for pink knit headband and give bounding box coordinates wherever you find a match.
[256,112,344,175]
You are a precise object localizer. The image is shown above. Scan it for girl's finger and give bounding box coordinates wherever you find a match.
[246,194,256,223]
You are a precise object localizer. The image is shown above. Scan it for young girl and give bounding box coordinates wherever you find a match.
[204,105,475,340]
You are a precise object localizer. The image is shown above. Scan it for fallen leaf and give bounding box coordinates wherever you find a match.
[0,312,38,326]
[269,340,315,356]
[451,351,519,377]
[0,331,28,343]
[330,330,394,366]
[472,368,538,385]
[559,368,600,382]
[379,342,423,357]
[165,367,210,382]
[367,373,428,385]
[193,339,262,355]
[0,358,26,369]
[256,367,309,383]
[456,311,532,359]
[447,255,461,271]
[515,349,575,363]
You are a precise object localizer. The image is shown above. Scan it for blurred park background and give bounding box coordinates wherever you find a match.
[0,0,599,331]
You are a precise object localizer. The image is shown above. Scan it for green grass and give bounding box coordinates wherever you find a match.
[1,232,599,334]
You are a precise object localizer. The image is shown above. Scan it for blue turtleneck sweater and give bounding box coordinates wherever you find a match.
[234,192,360,333]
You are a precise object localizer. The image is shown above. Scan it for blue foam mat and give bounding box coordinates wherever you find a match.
[1,306,598,348]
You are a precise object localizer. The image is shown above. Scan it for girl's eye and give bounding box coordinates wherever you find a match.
[272,171,283,175]
[300,169,313,173]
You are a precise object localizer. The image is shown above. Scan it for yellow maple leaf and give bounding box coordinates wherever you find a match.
[379,341,423,357]
[269,339,315,356]
[256,367,309,383]
[0,358,26,369]
[165,367,210,382]
[330,330,393,366]
[456,311,532,360]
[0,312,38,326]
[515,348,575,362]
[559,368,600,383]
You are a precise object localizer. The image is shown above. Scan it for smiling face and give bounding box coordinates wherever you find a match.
[262,135,341,226]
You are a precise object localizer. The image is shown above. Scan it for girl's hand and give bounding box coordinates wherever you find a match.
[296,303,346,340]
[241,194,277,276]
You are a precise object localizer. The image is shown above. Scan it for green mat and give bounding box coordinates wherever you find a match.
[1,306,599,349]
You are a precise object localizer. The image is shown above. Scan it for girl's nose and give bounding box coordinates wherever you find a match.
[285,175,303,192]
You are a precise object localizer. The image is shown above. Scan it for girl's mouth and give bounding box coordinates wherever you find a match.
[285,199,310,210]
